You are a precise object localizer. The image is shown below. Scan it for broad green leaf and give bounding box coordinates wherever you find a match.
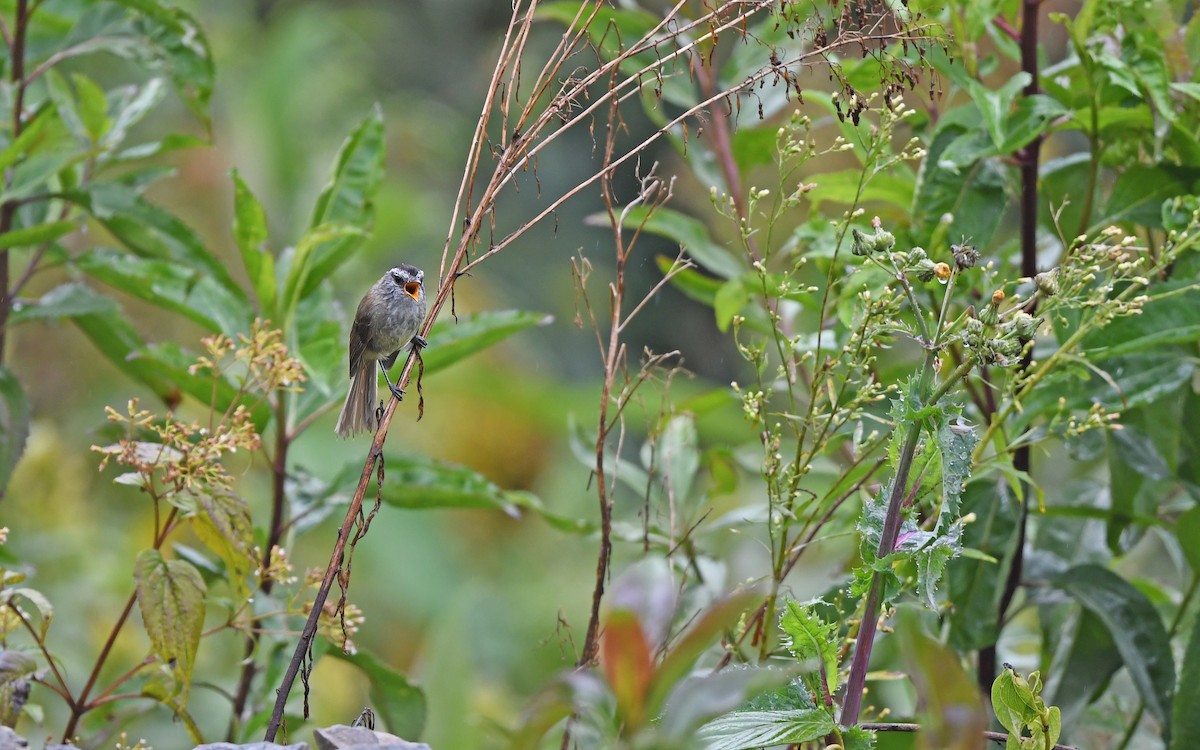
[332,455,536,515]
[1055,564,1175,738]
[660,667,798,742]
[697,708,836,750]
[78,247,253,335]
[189,491,255,605]
[648,590,760,715]
[1172,608,1200,748]
[0,219,78,251]
[911,118,1008,249]
[946,481,1021,652]
[70,298,177,400]
[231,170,276,318]
[420,310,552,376]
[0,650,38,726]
[659,254,722,306]
[134,550,206,708]
[602,205,744,280]
[1177,505,1200,573]
[1081,282,1200,359]
[1103,165,1200,229]
[0,368,30,499]
[894,606,985,750]
[68,183,244,299]
[108,0,215,129]
[659,414,699,507]
[714,278,749,332]
[779,600,839,696]
[331,649,426,739]
[808,168,916,215]
[300,105,386,299]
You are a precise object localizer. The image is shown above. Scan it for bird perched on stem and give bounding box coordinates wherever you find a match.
[334,264,427,437]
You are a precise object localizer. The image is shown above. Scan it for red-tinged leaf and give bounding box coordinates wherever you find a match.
[602,609,655,729]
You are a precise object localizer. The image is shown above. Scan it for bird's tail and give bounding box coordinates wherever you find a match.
[334,363,378,438]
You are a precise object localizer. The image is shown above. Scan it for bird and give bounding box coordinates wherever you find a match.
[334,264,428,437]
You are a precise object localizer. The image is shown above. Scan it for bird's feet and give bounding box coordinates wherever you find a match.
[387,382,406,400]
[411,334,429,351]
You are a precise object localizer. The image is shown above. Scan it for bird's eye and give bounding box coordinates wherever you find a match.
[391,271,403,284]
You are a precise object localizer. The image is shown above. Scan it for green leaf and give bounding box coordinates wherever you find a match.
[282,222,367,328]
[659,414,699,507]
[300,104,386,299]
[107,0,215,129]
[714,278,749,332]
[0,368,30,499]
[659,255,722,306]
[331,649,426,739]
[649,591,759,715]
[231,170,276,318]
[1177,505,1200,573]
[1103,165,1200,229]
[697,708,836,750]
[71,73,111,141]
[420,310,552,376]
[68,183,244,300]
[0,219,78,251]
[1055,564,1175,739]
[77,247,253,335]
[134,550,206,708]
[779,600,839,696]
[1172,606,1200,748]
[602,205,744,280]
[189,491,255,605]
[8,280,119,324]
[1081,282,1200,359]
[894,606,986,750]
[332,455,536,515]
[936,415,978,530]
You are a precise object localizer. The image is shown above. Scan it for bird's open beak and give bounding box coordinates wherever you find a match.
[404,281,422,301]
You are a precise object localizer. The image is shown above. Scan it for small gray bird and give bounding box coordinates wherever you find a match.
[334,264,428,437]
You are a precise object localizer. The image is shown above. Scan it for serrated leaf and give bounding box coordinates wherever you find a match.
[698,708,836,750]
[331,649,426,739]
[779,600,839,696]
[936,416,978,530]
[134,550,206,708]
[231,170,275,318]
[0,369,30,499]
[1055,564,1175,739]
[420,310,552,376]
[189,490,255,605]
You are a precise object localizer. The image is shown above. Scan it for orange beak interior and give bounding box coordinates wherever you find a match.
[404,282,421,300]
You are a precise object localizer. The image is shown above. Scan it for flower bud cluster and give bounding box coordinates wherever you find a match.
[963,290,1044,367]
